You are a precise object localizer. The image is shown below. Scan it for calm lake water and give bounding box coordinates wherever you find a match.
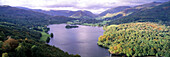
[48,24,109,57]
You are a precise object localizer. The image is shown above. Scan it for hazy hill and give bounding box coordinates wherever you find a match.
[108,1,170,26]
[36,10,97,19]
[0,5,77,40]
[100,2,162,19]
[0,5,50,27]
[0,6,76,27]
[17,7,97,19]
[70,10,97,18]
[32,9,73,16]
[134,2,162,9]
[15,2,164,20]
[99,6,131,16]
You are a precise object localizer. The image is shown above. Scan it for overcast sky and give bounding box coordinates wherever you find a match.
[0,0,169,14]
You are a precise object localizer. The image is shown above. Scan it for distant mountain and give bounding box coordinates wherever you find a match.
[121,2,162,15]
[108,1,170,25]
[70,10,97,18]
[0,5,76,27]
[16,7,31,10]
[16,7,96,19]
[0,5,49,27]
[101,2,162,19]
[35,10,97,19]
[0,5,77,40]
[99,6,131,16]
[134,2,162,9]
[16,7,73,16]
[32,9,73,16]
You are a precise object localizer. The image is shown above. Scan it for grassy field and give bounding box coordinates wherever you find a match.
[40,32,50,42]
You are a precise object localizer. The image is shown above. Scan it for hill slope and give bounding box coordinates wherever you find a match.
[108,1,170,25]
[101,2,162,19]
[70,10,96,18]
[0,5,80,57]
[32,9,96,19]
[0,6,50,27]
[33,10,72,16]
[99,6,131,16]
[0,6,76,28]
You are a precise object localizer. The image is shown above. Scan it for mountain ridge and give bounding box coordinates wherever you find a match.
[108,1,170,26]
[16,7,97,19]
[99,6,131,16]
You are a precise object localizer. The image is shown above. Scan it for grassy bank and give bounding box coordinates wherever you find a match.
[40,32,50,42]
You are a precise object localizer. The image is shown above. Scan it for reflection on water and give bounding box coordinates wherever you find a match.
[48,24,109,57]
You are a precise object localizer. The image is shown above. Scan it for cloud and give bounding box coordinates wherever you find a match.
[0,0,169,14]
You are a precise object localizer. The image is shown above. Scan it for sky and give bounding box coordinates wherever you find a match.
[0,0,169,14]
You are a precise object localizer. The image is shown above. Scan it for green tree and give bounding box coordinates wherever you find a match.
[31,45,42,57]
[50,33,54,38]
[15,43,26,57]
[0,31,5,41]
[46,37,50,43]
[2,52,9,57]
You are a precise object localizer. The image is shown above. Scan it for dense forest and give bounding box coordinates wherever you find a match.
[98,22,170,56]
[0,37,80,57]
[0,6,80,57]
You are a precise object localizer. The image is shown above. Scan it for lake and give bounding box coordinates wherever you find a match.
[48,24,109,57]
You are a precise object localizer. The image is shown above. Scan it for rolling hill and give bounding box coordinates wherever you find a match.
[0,5,80,57]
[99,6,131,16]
[100,2,162,19]
[0,5,76,28]
[108,1,170,26]
[17,7,97,19]
[70,10,97,18]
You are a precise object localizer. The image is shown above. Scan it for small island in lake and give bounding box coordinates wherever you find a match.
[65,25,79,29]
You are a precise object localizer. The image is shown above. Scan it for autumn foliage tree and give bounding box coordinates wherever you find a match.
[98,22,170,56]
[2,37,19,51]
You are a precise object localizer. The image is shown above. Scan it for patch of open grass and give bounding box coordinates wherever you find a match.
[40,32,50,42]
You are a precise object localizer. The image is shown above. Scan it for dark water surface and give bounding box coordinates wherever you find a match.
[48,24,109,57]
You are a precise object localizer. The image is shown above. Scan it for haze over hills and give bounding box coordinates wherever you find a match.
[16,7,97,19]
[15,2,163,19]
[108,1,170,26]
[15,1,167,26]
[33,9,97,18]
[99,2,162,19]
[0,5,77,27]
[32,10,72,16]
[99,6,131,16]
[69,10,97,18]
[134,2,162,8]
[61,1,169,27]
